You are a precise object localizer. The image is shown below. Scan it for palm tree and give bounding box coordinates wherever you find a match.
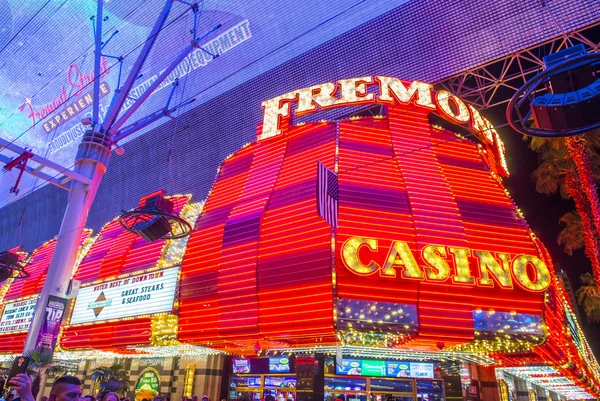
[576,273,600,323]
[557,211,584,255]
[529,135,600,277]
[90,362,129,396]
[528,133,600,322]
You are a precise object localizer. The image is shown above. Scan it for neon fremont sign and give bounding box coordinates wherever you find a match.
[341,237,551,292]
[260,76,507,173]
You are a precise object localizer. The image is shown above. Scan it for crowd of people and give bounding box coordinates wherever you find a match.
[3,374,213,401]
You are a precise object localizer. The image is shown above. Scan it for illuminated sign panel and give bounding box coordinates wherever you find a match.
[336,358,433,379]
[233,358,251,373]
[70,267,179,324]
[340,237,551,292]
[259,76,508,176]
[269,357,290,373]
[0,297,38,333]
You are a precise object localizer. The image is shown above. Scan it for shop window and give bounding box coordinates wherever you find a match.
[416,379,444,400]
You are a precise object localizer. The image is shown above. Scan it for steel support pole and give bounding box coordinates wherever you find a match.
[92,0,102,126]
[22,0,109,353]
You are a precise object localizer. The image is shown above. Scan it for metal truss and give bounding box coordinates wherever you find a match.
[435,22,600,110]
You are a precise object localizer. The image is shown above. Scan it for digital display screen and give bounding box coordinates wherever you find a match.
[336,358,362,376]
[233,358,251,374]
[361,360,385,377]
[230,376,261,388]
[268,357,290,373]
[264,376,296,388]
[336,358,433,379]
[386,361,411,378]
[0,297,38,333]
[410,363,434,378]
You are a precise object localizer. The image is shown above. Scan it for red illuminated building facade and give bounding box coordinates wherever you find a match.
[0,77,598,401]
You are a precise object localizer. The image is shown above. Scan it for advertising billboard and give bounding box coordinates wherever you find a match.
[269,357,291,373]
[69,266,179,324]
[336,358,433,379]
[0,297,38,333]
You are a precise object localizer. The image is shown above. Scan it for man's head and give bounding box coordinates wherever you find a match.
[7,394,14,401]
[49,376,82,401]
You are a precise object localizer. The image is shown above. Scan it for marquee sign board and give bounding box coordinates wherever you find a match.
[69,267,179,324]
[0,297,38,333]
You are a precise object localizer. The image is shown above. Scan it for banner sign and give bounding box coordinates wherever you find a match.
[35,295,68,353]
[135,367,160,401]
[70,266,179,324]
[0,297,38,333]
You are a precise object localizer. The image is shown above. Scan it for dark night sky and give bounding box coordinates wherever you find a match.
[486,104,600,357]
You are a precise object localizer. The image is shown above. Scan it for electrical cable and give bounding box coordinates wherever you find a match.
[0,0,53,59]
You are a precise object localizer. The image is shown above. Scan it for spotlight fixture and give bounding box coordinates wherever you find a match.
[118,194,192,242]
[0,251,29,282]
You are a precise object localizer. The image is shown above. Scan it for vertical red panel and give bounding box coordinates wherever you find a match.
[5,230,90,301]
[432,129,545,314]
[388,106,474,344]
[258,122,336,344]
[74,195,190,284]
[336,117,419,305]
[179,145,256,343]
[217,134,288,338]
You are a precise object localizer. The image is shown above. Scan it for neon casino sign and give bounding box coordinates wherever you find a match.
[341,238,551,292]
[259,77,549,293]
[260,75,507,174]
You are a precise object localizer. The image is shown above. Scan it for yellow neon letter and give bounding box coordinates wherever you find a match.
[422,245,450,281]
[382,241,424,279]
[341,237,380,275]
[295,82,338,115]
[376,77,435,109]
[337,76,374,104]
[512,255,551,291]
[475,251,513,289]
[259,90,298,140]
[448,247,475,284]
